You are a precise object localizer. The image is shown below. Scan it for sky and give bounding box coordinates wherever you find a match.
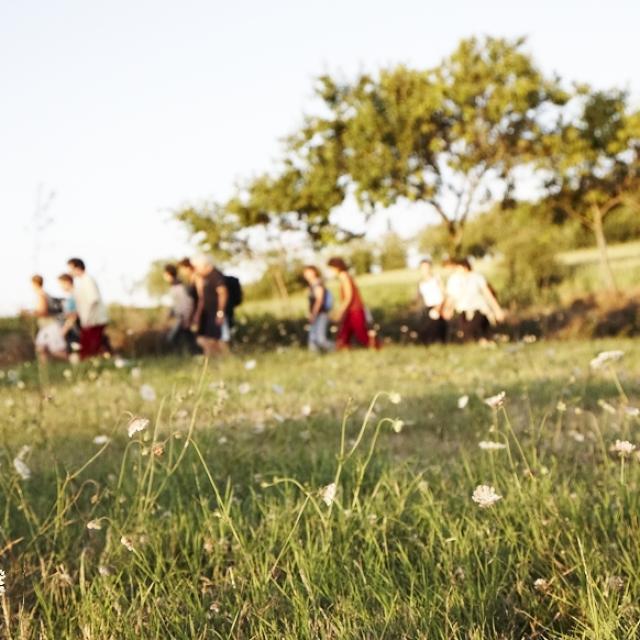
[1,0,639,315]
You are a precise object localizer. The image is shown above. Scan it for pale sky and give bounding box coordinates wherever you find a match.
[1,0,638,314]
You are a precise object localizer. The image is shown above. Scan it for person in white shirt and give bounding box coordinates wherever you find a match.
[67,258,110,359]
[443,258,505,342]
[417,258,447,344]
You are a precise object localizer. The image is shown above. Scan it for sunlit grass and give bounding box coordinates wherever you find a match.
[1,340,639,638]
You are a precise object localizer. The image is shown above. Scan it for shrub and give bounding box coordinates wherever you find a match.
[379,232,407,271]
[497,233,567,307]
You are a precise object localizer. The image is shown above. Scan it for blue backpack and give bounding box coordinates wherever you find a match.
[322,288,333,312]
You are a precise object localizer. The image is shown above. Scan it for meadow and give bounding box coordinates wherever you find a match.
[1,338,640,638]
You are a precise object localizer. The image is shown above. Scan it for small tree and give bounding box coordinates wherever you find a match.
[379,232,407,271]
[348,240,375,274]
[142,259,174,300]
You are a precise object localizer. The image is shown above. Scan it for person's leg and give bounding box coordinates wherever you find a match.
[79,325,102,358]
[336,314,353,350]
[437,317,448,343]
[308,316,322,351]
[315,313,333,351]
[351,308,370,347]
[167,320,181,348]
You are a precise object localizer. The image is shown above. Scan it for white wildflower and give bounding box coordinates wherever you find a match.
[13,457,31,480]
[17,445,31,459]
[484,391,506,409]
[301,404,312,417]
[478,441,507,451]
[93,434,110,445]
[590,350,624,370]
[127,417,149,438]
[238,382,251,395]
[120,536,135,552]
[86,519,102,530]
[320,482,337,507]
[556,400,567,412]
[624,406,639,418]
[391,419,404,433]
[613,440,635,457]
[139,384,156,402]
[471,484,502,508]
[568,430,585,443]
[130,367,142,380]
[389,392,402,405]
[457,395,469,410]
[523,334,537,344]
[98,565,113,576]
[598,399,616,415]
[218,436,228,445]
[63,369,72,380]
[114,357,128,369]
[244,359,257,370]
[606,575,625,593]
[534,578,551,593]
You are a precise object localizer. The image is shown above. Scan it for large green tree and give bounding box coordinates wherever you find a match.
[542,91,640,291]
[178,37,567,255]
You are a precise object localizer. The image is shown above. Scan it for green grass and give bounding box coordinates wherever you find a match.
[1,339,640,638]
[239,241,640,320]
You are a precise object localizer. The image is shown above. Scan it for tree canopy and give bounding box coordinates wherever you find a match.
[177,35,637,290]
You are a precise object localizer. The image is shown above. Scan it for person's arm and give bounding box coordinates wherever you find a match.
[61,311,78,336]
[310,284,325,321]
[480,279,505,324]
[441,280,454,320]
[84,277,100,313]
[215,285,228,325]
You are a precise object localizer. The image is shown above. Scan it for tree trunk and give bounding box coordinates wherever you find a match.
[446,221,464,258]
[272,267,290,301]
[592,205,618,293]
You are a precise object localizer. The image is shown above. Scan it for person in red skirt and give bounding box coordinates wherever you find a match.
[327,257,377,350]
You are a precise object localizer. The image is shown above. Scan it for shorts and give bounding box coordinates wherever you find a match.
[35,323,67,353]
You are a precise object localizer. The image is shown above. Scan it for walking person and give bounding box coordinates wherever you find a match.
[66,258,110,359]
[163,264,197,353]
[443,258,505,342]
[302,265,333,352]
[417,258,447,344]
[177,258,199,311]
[190,254,228,357]
[327,257,376,350]
[57,273,81,352]
[26,275,67,363]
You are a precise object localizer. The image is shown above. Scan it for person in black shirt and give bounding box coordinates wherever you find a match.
[190,255,228,356]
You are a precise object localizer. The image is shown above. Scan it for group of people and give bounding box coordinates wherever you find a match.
[417,256,505,343]
[162,255,242,357]
[26,252,504,363]
[300,255,505,352]
[26,258,109,363]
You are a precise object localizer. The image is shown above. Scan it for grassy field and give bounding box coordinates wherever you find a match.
[239,241,640,320]
[1,338,640,638]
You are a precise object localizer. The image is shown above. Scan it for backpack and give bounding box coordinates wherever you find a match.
[224,275,243,309]
[46,295,64,316]
[322,288,333,312]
